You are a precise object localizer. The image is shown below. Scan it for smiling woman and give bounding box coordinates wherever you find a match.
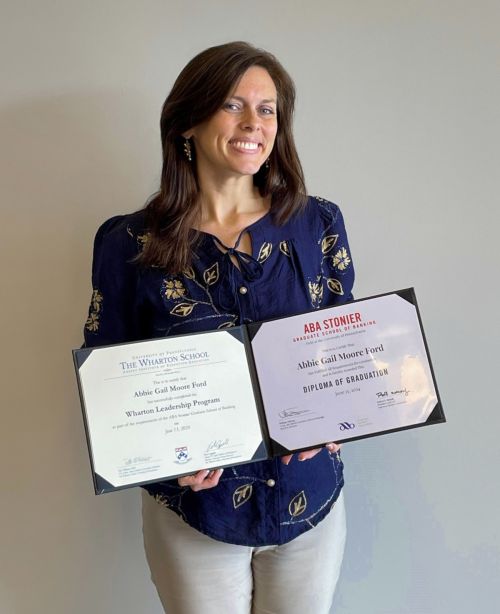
[137,41,307,271]
[184,66,278,180]
[83,41,354,614]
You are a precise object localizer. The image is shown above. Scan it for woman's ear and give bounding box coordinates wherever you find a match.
[182,130,193,139]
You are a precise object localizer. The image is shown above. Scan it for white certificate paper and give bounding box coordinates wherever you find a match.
[74,329,267,493]
[249,289,443,453]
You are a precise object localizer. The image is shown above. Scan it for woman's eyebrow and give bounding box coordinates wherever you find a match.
[229,95,277,104]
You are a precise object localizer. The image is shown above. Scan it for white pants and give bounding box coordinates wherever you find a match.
[142,490,346,614]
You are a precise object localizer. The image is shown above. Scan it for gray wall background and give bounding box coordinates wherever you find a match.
[1,1,498,612]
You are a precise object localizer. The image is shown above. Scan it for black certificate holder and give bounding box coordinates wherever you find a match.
[74,288,445,494]
[73,326,271,495]
[245,321,296,458]
[246,288,445,455]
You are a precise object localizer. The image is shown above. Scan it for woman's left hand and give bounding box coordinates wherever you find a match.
[281,442,341,465]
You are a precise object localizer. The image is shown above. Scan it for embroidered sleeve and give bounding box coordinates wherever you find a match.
[315,198,355,305]
[83,216,142,347]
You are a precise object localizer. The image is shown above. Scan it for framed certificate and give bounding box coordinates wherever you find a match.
[248,288,444,455]
[74,288,444,494]
[74,327,269,494]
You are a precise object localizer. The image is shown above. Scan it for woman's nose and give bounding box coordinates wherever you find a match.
[240,109,260,131]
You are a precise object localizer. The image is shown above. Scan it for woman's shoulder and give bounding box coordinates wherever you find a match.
[93,210,148,254]
[282,195,345,238]
[305,195,343,225]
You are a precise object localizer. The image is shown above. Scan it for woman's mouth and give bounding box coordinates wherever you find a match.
[229,140,262,152]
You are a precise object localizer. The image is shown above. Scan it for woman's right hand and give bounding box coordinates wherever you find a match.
[178,468,224,492]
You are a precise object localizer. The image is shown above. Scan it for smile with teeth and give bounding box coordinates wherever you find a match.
[230,140,261,151]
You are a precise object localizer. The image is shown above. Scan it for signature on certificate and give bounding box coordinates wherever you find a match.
[123,456,152,466]
[206,438,229,452]
[279,408,309,419]
[376,388,410,398]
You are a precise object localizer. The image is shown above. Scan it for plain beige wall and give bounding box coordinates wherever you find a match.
[1,1,499,613]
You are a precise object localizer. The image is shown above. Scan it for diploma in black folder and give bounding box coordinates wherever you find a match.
[74,288,445,494]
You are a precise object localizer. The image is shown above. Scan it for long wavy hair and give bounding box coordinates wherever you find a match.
[140,41,306,272]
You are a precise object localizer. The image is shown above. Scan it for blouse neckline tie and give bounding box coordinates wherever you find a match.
[211,236,264,316]
[211,236,264,283]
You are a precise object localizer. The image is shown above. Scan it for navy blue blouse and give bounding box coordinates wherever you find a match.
[84,196,354,546]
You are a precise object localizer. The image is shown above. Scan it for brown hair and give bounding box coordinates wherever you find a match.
[140,41,306,272]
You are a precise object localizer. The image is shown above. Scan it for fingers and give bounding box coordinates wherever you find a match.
[281,443,342,465]
[297,447,322,461]
[281,447,324,464]
[177,468,224,491]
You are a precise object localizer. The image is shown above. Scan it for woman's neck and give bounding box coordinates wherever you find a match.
[195,173,270,250]
[197,173,268,226]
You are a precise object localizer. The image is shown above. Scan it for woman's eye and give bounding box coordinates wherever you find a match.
[260,107,276,116]
[223,102,240,111]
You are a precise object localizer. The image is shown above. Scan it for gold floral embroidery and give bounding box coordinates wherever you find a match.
[289,491,307,517]
[321,234,339,254]
[165,279,186,300]
[233,484,253,509]
[170,303,195,317]
[308,279,323,306]
[257,242,273,263]
[327,278,344,295]
[85,312,99,332]
[126,225,150,248]
[137,231,150,246]
[90,288,103,312]
[154,493,171,506]
[161,260,230,329]
[279,240,290,256]
[332,247,351,271]
[183,266,196,280]
[85,289,103,332]
[203,262,219,286]
[218,321,236,329]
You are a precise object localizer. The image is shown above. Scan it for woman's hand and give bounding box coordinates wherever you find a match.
[281,442,341,466]
[178,468,224,491]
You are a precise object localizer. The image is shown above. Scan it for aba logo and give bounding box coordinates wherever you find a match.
[175,446,190,464]
[338,422,355,431]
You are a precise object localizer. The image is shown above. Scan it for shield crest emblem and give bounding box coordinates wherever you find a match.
[175,446,189,463]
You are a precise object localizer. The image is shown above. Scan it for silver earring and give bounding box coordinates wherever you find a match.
[183,138,192,162]
[264,157,270,169]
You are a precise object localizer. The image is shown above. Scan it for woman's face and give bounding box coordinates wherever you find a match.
[185,66,278,181]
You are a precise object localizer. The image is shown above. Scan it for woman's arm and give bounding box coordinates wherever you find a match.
[83,216,142,348]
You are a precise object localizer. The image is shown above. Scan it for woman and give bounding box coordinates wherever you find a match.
[84,41,354,614]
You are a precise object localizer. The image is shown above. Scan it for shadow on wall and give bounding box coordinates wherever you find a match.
[333,433,431,612]
[333,425,498,614]
[0,92,162,614]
